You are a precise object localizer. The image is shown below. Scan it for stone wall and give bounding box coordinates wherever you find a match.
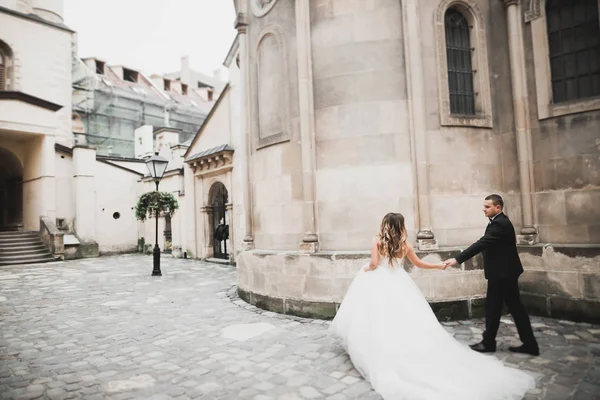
[521,1,600,244]
[519,245,600,324]
[238,249,489,320]
[310,0,417,250]
[247,0,304,250]
[531,112,600,244]
[420,0,525,246]
[238,245,600,323]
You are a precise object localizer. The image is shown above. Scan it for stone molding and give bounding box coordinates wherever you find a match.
[434,0,493,128]
[252,24,291,149]
[250,0,279,18]
[187,149,234,178]
[524,0,542,22]
[502,0,520,7]
[0,91,63,111]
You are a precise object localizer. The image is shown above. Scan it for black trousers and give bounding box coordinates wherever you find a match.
[482,278,538,348]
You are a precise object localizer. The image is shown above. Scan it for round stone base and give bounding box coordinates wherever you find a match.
[237,245,600,323]
[237,249,488,321]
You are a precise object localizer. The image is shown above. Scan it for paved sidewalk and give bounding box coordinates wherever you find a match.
[0,255,598,400]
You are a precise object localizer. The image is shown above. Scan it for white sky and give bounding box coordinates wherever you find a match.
[63,0,237,78]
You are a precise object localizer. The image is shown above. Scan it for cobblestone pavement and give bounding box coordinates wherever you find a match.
[0,255,599,400]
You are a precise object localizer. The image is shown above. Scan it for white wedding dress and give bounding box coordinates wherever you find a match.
[330,257,536,400]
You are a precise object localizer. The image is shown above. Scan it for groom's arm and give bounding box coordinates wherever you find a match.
[455,223,503,264]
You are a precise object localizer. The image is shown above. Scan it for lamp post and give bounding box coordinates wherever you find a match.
[145,152,169,276]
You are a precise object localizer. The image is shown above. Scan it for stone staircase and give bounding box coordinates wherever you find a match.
[0,231,55,266]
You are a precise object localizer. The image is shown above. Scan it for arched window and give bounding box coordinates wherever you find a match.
[0,51,5,90]
[445,8,476,116]
[0,40,13,91]
[546,0,600,103]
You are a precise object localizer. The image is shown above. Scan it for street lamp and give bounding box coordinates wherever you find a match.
[145,152,169,276]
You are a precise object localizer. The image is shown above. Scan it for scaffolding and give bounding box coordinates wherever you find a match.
[72,59,209,158]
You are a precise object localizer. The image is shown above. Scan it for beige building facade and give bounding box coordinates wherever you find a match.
[0,0,72,234]
[0,1,149,260]
[206,0,599,322]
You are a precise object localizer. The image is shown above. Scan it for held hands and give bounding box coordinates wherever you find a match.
[442,258,458,269]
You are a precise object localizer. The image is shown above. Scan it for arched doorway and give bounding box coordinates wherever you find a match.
[0,147,23,231]
[208,182,229,260]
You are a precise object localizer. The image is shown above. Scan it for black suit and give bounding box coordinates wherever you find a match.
[456,213,538,349]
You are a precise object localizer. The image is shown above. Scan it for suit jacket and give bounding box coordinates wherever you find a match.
[455,213,523,280]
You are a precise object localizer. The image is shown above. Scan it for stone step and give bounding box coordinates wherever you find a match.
[206,257,232,266]
[0,247,51,256]
[0,230,37,234]
[0,232,39,241]
[0,234,39,240]
[0,239,42,247]
[0,244,47,252]
[0,251,53,260]
[0,231,53,266]
[0,256,55,266]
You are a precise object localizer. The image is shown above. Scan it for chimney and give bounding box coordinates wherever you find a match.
[181,55,191,85]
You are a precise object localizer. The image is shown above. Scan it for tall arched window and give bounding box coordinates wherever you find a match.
[0,40,13,91]
[0,52,5,90]
[445,8,476,116]
[547,0,600,103]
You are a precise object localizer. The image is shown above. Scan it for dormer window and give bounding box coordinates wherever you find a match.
[96,61,105,75]
[123,68,139,83]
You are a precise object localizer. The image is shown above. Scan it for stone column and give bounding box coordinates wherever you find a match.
[401,0,437,250]
[73,145,97,245]
[502,0,538,244]
[295,0,319,253]
[236,9,255,249]
[40,134,56,222]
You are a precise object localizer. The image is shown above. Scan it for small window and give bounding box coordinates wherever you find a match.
[123,68,139,83]
[164,79,171,91]
[182,83,188,95]
[207,88,214,102]
[113,212,120,220]
[546,0,600,103]
[96,61,105,75]
[444,8,476,116]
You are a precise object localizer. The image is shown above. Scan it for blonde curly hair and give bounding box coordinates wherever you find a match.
[376,213,408,266]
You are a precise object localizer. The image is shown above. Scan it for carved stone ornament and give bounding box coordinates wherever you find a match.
[524,0,543,22]
[251,0,279,17]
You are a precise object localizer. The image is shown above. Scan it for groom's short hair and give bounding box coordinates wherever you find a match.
[485,194,504,209]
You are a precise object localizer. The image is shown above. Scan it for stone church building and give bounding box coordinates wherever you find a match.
[170,0,599,323]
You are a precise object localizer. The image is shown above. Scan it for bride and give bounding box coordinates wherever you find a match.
[330,213,536,400]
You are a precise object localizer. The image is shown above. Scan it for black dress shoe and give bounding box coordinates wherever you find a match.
[469,342,496,353]
[509,344,539,356]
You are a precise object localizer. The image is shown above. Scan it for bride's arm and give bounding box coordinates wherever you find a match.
[405,242,446,270]
[364,241,380,271]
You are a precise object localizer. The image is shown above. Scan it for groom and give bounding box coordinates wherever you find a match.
[444,194,539,356]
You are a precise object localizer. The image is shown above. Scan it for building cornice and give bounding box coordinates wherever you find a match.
[0,91,63,111]
[0,5,74,33]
